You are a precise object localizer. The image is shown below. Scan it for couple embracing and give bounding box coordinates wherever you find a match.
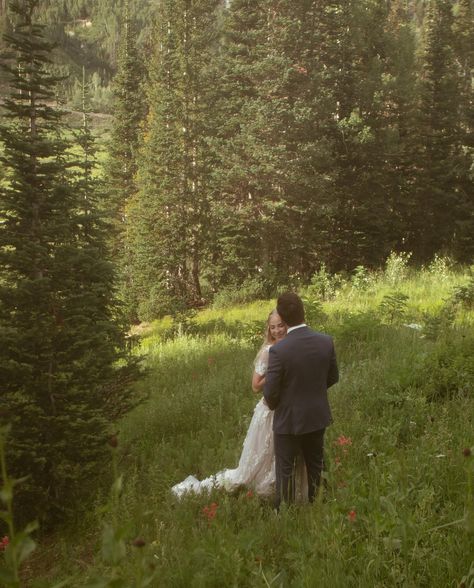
[172,292,339,508]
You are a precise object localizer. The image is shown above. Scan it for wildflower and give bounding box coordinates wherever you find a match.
[202,502,218,521]
[348,510,356,522]
[0,536,9,551]
[335,435,352,447]
[132,537,146,548]
[463,447,472,458]
[293,64,308,75]
[246,490,253,498]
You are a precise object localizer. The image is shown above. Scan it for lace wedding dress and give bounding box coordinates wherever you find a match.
[171,346,307,500]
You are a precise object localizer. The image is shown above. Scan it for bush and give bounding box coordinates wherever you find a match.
[212,278,267,309]
[419,331,474,401]
[385,251,412,284]
[304,264,343,301]
[351,265,372,291]
[427,254,454,282]
[449,271,474,310]
[378,291,409,324]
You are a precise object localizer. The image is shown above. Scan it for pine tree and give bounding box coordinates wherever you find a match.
[0,0,133,525]
[410,0,468,260]
[210,0,343,289]
[105,0,147,322]
[451,0,474,260]
[128,0,222,319]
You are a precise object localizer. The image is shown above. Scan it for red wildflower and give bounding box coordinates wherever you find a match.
[0,536,9,551]
[202,502,218,521]
[246,490,253,498]
[348,510,356,522]
[293,64,308,75]
[335,435,352,447]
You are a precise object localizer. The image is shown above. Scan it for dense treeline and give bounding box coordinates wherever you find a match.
[107,0,473,320]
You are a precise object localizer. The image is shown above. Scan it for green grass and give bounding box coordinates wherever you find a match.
[21,265,474,587]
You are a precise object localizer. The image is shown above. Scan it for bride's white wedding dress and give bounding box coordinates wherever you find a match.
[171,345,307,500]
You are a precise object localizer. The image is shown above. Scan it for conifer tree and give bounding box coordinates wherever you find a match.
[211,0,343,288]
[410,0,468,260]
[451,0,474,259]
[105,0,147,322]
[0,0,132,525]
[128,0,222,318]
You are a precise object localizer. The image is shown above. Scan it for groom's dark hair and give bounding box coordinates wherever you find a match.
[277,292,305,327]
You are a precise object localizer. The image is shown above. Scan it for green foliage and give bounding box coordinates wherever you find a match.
[305,264,342,301]
[378,291,410,323]
[8,265,474,586]
[385,251,412,285]
[0,427,38,588]
[422,303,456,341]
[419,329,474,401]
[351,265,372,291]
[0,0,138,527]
[212,277,267,310]
[449,271,474,310]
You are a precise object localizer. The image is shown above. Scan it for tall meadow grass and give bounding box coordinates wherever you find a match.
[13,264,474,587]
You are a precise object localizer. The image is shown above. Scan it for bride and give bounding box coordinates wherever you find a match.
[171,310,307,499]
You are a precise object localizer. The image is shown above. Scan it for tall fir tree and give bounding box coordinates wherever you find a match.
[0,0,133,525]
[451,0,474,260]
[105,0,147,322]
[211,0,342,289]
[409,0,469,260]
[128,0,222,318]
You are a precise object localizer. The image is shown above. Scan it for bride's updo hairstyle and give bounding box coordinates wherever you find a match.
[277,292,305,327]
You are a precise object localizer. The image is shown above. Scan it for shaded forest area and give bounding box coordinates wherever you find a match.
[106,0,473,321]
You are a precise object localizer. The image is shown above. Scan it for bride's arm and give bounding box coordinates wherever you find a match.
[252,372,265,392]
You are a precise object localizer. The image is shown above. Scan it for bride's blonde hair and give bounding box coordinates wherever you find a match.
[255,309,280,359]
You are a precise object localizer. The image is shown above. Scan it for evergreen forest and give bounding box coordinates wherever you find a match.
[0,0,473,585]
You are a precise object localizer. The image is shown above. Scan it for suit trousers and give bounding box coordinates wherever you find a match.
[274,428,325,507]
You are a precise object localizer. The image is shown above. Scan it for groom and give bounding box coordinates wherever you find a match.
[263,292,339,507]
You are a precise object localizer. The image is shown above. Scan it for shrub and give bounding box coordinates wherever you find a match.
[351,265,372,291]
[378,291,409,324]
[427,254,454,282]
[449,271,474,310]
[385,251,412,285]
[305,264,342,301]
[419,331,474,401]
[422,304,456,341]
[212,278,266,309]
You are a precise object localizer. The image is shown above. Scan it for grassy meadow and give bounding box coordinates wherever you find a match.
[21,259,474,587]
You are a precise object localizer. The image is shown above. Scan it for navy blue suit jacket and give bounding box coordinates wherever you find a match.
[263,326,339,435]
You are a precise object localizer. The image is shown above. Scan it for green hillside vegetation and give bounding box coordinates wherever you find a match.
[15,260,474,587]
